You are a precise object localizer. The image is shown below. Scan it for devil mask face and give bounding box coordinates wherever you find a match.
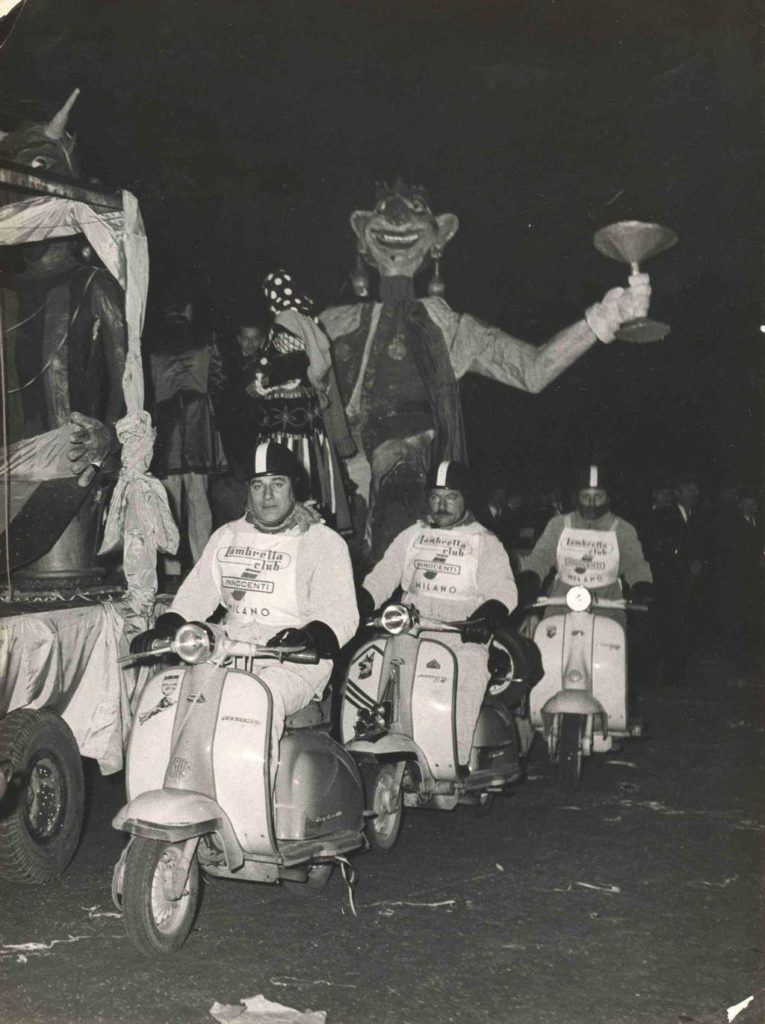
[0,89,81,178]
[350,180,459,279]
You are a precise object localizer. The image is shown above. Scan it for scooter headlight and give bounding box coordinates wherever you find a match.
[172,622,214,663]
[566,586,592,612]
[380,604,413,635]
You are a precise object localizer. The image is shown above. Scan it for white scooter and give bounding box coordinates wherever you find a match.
[528,584,645,790]
[340,604,541,852]
[113,622,365,955]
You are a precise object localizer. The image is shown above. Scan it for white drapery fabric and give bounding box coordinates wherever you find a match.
[0,192,176,614]
[0,602,135,773]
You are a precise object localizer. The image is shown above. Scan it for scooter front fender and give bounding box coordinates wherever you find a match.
[113,789,244,871]
[348,735,435,794]
[541,691,608,737]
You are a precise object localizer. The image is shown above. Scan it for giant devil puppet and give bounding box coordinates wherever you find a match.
[319,180,650,560]
[0,90,129,581]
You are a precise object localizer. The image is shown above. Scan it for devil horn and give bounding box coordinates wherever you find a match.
[45,87,80,139]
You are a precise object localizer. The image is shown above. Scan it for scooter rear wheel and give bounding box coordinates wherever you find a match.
[362,763,403,854]
[558,714,585,792]
[122,838,200,955]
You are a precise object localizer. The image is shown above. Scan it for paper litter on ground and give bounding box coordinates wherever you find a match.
[210,994,326,1024]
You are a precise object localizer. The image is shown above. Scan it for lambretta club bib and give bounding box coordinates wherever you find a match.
[556,515,620,589]
[404,528,480,604]
[216,532,301,632]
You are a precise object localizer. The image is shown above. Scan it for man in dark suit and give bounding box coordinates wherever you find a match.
[716,485,763,665]
[483,485,525,574]
[644,472,709,683]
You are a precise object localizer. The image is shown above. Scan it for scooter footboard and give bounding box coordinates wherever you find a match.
[113,789,244,871]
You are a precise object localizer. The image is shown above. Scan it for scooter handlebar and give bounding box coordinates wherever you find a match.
[119,626,320,666]
[223,640,320,664]
[529,597,647,612]
[366,603,464,635]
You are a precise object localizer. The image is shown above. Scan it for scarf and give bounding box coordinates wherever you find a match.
[244,500,324,534]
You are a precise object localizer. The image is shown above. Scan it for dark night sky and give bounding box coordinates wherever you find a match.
[1,0,761,498]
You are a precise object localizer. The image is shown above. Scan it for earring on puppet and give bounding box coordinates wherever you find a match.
[428,246,445,297]
[351,250,370,299]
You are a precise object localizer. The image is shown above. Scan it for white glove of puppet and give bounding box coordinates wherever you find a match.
[585,272,651,343]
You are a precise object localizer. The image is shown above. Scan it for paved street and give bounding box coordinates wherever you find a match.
[1,648,762,1024]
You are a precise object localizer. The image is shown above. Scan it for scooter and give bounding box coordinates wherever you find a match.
[112,622,365,955]
[528,584,645,790]
[340,604,540,852]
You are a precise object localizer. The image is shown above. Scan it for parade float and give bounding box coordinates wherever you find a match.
[0,91,175,881]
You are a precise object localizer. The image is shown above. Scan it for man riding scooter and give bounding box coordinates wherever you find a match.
[516,464,654,785]
[518,464,653,614]
[358,460,518,767]
[131,440,359,779]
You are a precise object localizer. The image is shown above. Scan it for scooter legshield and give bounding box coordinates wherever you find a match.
[591,614,628,734]
[529,612,568,729]
[126,666,187,800]
[411,637,459,781]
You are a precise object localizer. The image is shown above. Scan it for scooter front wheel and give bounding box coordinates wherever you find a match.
[558,714,585,792]
[122,838,200,955]
[362,763,403,854]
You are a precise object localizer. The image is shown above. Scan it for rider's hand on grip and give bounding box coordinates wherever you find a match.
[129,612,185,655]
[630,581,654,606]
[357,588,376,621]
[266,620,339,660]
[460,600,508,645]
[517,570,541,608]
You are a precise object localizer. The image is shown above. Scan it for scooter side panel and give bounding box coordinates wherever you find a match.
[212,670,276,857]
[274,732,363,841]
[591,614,628,733]
[411,638,458,781]
[529,613,566,728]
[341,640,386,743]
[126,667,186,801]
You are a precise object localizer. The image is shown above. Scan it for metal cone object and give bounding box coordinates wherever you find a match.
[593,221,678,265]
[45,88,81,139]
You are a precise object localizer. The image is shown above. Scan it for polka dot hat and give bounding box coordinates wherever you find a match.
[263,269,315,317]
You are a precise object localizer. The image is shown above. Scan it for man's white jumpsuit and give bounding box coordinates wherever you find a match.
[363,519,518,763]
[169,511,358,770]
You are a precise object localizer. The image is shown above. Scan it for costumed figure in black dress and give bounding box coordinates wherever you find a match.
[254,270,354,534]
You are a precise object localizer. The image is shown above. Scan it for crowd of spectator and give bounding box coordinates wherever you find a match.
[477,472,763,676]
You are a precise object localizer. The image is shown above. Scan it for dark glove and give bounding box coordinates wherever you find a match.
[130,612,185,655]
[630,581,654,606]
[357,588,376,620]
[517,570,541,608]
[267,620,340,660]
[460,600,508,645]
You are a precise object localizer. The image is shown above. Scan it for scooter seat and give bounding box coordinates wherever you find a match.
[284,693,331,730]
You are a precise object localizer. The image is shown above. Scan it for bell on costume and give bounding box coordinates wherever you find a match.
[428,247,445,297]
[351,251,370,299]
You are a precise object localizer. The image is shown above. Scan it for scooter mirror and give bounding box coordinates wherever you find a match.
[566,586,593,612]
[380,604,414,635]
